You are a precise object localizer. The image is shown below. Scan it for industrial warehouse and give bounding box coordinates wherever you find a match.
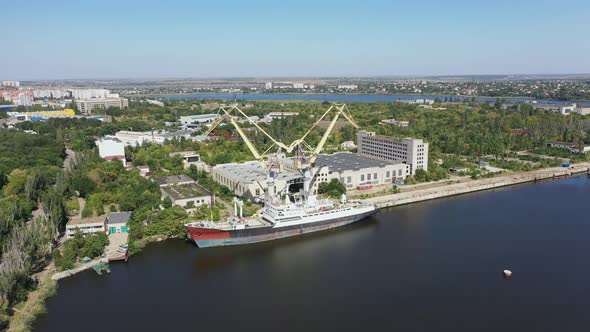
[211,152,412,202]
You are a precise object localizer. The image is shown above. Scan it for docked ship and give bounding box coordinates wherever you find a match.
[185,103,377,248]
[185,170,377,248]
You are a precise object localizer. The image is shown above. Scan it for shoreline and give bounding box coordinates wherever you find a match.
[129,92,590,103]
[368,162,590,208]
[9,163,590,332]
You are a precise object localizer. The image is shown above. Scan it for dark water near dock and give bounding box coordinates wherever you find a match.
[35,176,590,332]
[157,93,590,106]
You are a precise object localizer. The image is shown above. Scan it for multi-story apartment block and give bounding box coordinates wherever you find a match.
[76,98,129,114]
[357,131,428,176]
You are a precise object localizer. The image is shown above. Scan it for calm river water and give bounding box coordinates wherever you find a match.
[35,176,590,332]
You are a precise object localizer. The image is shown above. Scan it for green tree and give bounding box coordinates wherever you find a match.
[318,179,346,198]
[162,196,172,209]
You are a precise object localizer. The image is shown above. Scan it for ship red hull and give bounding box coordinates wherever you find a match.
[185,208,376,248]
[186,227,231,241]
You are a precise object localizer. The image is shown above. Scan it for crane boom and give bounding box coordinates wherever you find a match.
[204,106,268,167]
[200,103,358,172]
[230,105,291,151]
[287,105,335,151]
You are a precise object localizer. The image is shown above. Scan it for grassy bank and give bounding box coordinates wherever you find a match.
[7,279,57,332]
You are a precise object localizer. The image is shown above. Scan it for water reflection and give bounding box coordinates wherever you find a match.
[190,218,379,273]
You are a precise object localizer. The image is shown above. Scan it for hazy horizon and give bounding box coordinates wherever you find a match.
[3,0,590,80]
[12,73,590,83]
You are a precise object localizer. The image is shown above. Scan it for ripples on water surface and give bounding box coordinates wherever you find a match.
[36,176,590,332]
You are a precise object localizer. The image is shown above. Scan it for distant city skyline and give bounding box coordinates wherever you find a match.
[3,0,590,80]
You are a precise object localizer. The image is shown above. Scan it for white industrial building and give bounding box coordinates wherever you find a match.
[266,112,299,120]
[282,153,410,192]
[76,98,129,114]
[532,103,577,115]
[357,131,428,176]
[381,119,410,127]
[106,130,194,146]
[212,161,301,202]
[213,152,411,201]
[179,114,220,127]
[95,137,126,166]
[146,99,165,107]
[337,84,357,90]
[397,99,435,105]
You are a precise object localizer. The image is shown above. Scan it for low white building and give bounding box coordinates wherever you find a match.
[266,112,299,120]
[146,99,165,107]
[154,175,196,187]
[397,99,435,105]
[179,114,220,127]
[160,182,213,210]
[546,142,590,154]
[337,84,357,90]
[95,137,126,167]
[381,119,410,127]
[106,212,131,234]
[170,151,201,169]
[66,215,106,239]
[533,103,577,115]
[340,141,357,150]
[107,130,195,146]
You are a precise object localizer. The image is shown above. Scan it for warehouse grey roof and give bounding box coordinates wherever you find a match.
[153,174,194,186]
[214,161,300,184]
[315,152,402,172]
[107,212,131,225]
[160,183,211,200]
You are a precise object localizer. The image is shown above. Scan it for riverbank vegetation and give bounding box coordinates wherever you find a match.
[53,231,109,271]
[1,98,589,330]
[5,279,56,332]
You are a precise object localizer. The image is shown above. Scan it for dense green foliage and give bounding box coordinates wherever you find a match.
[1,98,589,329]
[0,217,56,312]
[0,131,65,187]
[53,230,109,271]
[318,179,346,198]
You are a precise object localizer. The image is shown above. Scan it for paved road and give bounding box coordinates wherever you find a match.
[63,148,76,170]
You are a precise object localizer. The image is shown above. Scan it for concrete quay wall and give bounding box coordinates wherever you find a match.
[368,162,590,209]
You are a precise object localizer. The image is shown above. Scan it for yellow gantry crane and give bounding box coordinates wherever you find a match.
[205,104,288,169]
[204,103,358,171]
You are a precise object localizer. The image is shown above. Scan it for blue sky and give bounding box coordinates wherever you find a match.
[3,0,590,79]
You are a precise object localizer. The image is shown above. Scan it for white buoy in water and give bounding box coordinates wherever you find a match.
[503,269,512,278]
